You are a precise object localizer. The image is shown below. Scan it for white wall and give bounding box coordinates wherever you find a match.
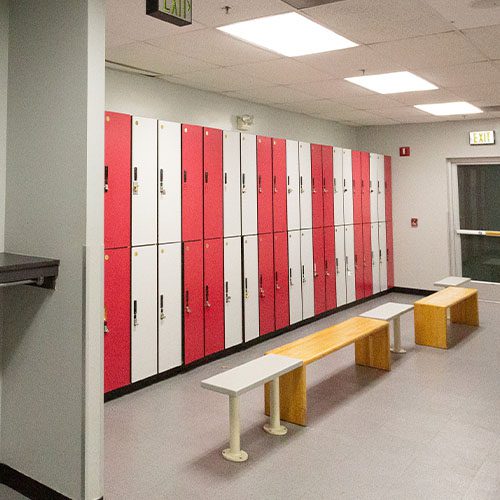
[358,118,500,290]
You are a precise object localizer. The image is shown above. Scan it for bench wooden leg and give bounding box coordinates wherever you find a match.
[414,303,448,349]
[222,395,248,462]
[450,292,479,326]
[355,326,391,371]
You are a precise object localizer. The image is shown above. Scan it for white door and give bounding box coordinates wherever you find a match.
[333,147,344,226]
[224,236,243,348]
[299,141,312,229]
[131,244,157,382]
[377,155,386,222]
[378,222,388,291]
[344,225,356,303]
[241,133,258,236]
[288,230,302,324]
[343,149,354,225]
[335,226,347,306]
[158,242,182,373]
[242,235,259,341]
[158,121,181,244]
[369,153,379,223]
[371,222,381,293]
[132,116,158,247]
[286,140,300,231]
[300,229,315,320]
[224,131,242,237]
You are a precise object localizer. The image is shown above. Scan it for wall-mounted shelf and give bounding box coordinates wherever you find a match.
[0,253,60,290]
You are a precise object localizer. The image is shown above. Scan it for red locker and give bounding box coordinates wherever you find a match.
[385,156,393,222]
[361,152,371,225]
[184,240,204,364]
[352,151,363,225]
[104,248,130,393]
[257,136,273,234]
[322,145,334,227]
[362,224,373,298]
[182,124,203,242]
[204,238,225,355]
[354,224,364,300]
[204,128,223,240]
[387,221,394,288]
[105,112,131,250]
[274,231,290,330]
[258,233,275,335]
[324,226,337,310]
[311,144,324,228]
[272,139,288,233]
[313,227,326,315]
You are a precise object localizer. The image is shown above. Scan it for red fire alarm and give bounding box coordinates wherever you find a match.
[411,218,418,227]
[400,146,410,157]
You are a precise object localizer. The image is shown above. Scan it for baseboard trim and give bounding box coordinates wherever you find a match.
[392,286,434,296]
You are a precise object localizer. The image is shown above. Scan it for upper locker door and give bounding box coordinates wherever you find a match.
[241,133,258,236]
[257,136,273,234]
[274,231,290,330]
[223,131,242,238]
[105,112,131,250]
[288,230,302,325]
[258,233,275,336]
[377,155,386,222]
[369,153,379,224]
[132,117,157,247]
[378,223,388,291]
[158,242,182,373]
[371,222,381,294]
[272,139,288,233]
[354,224,364,300]
[243,235,259,341]
[333,147,344,226]
[158,121,181,244]
[343,149,354,225]
[286,140,300,231]
[182,124,203,242]
[131,245,158,383]
[322,145,334,228]
[299,142,312,229]
[311,144,324,229]
[224,237,243,349]
[324,226,337,311]
[313,227,326,315]
[361,152,371,225]
[386,221,394,288]
[345,225,356,303]
[335,226,347,306]
[300,229,315,320]
[204,128,223,240]
[352,151,362,225]
[362,224,373,297]
[384,155,393,222]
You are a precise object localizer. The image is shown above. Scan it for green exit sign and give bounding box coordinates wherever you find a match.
[146,0,192,26]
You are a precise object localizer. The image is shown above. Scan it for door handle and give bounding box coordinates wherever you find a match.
[289,268,293,287]
[185,290,191,314]
[204,171,209,184]
[275,271,280,290]
[343,178,347,193]
[273,175,277,193]
[104,305,109,334]
[323,177,328,193]
[379,249,382,263]
[370,180,373,193]
[312,177,316,193]
[336,257,339,274]
[325,260,330,276]
[225,281,231,303]
[313,262,318,278]
[258,175,262,193]
[160,168,166,195]
[205,285,211,308]
[302,264,306,283]
[300,175,304,193]
[104,165,109,193]
[160,294,166,320]
[183,170,187,183]
[378,180,381,194]
[259,275,265,297]
[224,172,228,185]
[133,300,139,327]
[244,277,249,299]
[241,173,246,193]
[287,176,293,193]
[334,178,337,193]
[355,254,358,269]
[133,167,139,195]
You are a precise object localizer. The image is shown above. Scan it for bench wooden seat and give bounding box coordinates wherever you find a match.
[414,286,479,349]
[264,317,390,426]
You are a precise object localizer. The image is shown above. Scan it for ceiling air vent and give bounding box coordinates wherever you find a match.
[281,0,347,9]
[105,60,163,78]
[480,105,500,112]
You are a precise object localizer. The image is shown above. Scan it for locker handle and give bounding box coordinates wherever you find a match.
[275,271,280,290]
[205,171,209,184]
[334,178,337,193]
[133,167,139,195]
[345,255,349,270]
[205,285,211,308]
[225,281,231,303]
[289,268,293,287]
[133,300,139,327]
[224,172,228,185]
[371,251,375,266]
[355,254,358,269]
[336,258,339,274]
[323,176,328,193]
[352,179,355,193]
[244,277,249,299]
[185,291,191,314]
[312,176,316,194]
[302,264,306,283]
[258,175,262,193]
[343,178,348,193]
[325,260,330,276]
[300,176,304,194]
[259,275,265,297]
[183,170,187,183]
[287,176,293,193]
[241,173,246,193]
[160,169,166,195]
[379,249,383,263]
[273,175,277,193]
[160,294,165,320]
[313,262,318,278]
[104,165,109,193]
[378,180,381,194]
[370,180,374,193]
[104,305,109,334]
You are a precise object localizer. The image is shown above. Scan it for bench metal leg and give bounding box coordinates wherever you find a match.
[390,317,406,354]
[263,377,287,436]
[222,395,248,462]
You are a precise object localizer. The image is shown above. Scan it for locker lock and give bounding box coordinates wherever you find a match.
[104,166,109,193]
[160,169,166,196]
[104,305,109,334]
[313,263,318,278]
[160,295,166,320]
[300,176,304,194]
[225,282,231,303]
[133,167,139,195]
[133,300,139,327]
[302,265,306,283]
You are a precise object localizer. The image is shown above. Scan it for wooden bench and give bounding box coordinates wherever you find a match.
[414,286,479,349]
[264,317,390,427]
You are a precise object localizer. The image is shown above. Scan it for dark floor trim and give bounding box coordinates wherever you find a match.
[392,286,434,296]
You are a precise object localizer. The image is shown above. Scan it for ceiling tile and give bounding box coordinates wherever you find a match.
[339,94,406,110]
[419,61,500,87]
[463,24,500,60]
[423,0,500,29]
[371,106,433,121]
[390,88,461,105]
[449,83,500,103]
[224,85,312,104]
[288,78,375,99]
[276,99,359,115]
[106,30,135,49]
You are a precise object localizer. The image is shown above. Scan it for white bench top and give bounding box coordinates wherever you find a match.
[360,302,414,321]
[201,354,302,397]
[434,276,471,288]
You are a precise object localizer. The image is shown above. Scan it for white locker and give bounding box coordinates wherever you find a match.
[343,148,354,225]
[335,226,347,307]
[333,147,344,226]
[286,140,301,231]
[377,155,386,222]
[344,225,356,303]
[243,235,259,341]
[131,244,158,382]
[241,133,258,236]
[224,237,243,348]
[371,222,381,294]
[369,153,379,223]
[378,222,388,292]
[299,142,312,229]
[300,229,315,320]
[132,116,158,247]
[158,242,182,373]
[158,121,181,244]
[223,131,242,237]
[288,230,302,325]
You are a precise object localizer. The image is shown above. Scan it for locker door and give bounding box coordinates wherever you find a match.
[243,235,260,341]
[204,128,223,240]
[104,248,130,393]
[300,229,315,320]
[204,238,224,356]
[377,155,386,222]
[158,121,181,244]
[354,224,364,300]
[158,242,182,373]
[105,111,131,250]
[322,145,334,227]
[273,138,288,233]
[345,225,356,303]
[324,226,337,311]
[386,221,394,288]
[258,233,275,336]
[335,226,347,307]
[343,149,354,225]
[288,230,302,325]
[311,144,324,229]
[241,133,258,236]
[361,152,371,224]
[352,150,363,225]
[313,227,326,315]
[333,147,344,226]
[224,237,243,349]
[384,156,393,222]
[299,142,312,229]
[371,222,381,294]
[362,224,373,298]
[184,240,204,364]
[274,231,290,330]
[223,131,242,238]
[286,140,300,231]
[369,153,379,224]
[182,124,203,242]
[132,117,158,247]
[379,222,388,291]
[131,245,157,383]
[257,136,273,234]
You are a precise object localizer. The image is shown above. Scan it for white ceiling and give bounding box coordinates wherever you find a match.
[106,0,500,126]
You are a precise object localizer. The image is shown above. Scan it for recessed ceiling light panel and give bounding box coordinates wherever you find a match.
[345,71,438,94]
[415,102,483,116]
[217,12,357,57]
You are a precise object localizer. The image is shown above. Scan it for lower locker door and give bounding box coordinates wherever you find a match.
[288,230,302,325]
[324,227,337,310]
[204,238,225,355]
[131,245,158,383]
[158,243,182,373]
[371,223,381,294]
[224,237,243,349]
[354,224,364,300]
[258,233,275,336]
[274,231,290,330]
[300,229,315,320]
[362,223,373,297]
[378,222,388,291]
[345,225,356,303]
[335,226,347,306]
[386,221,394,288]
[243,235,260,341]
[313,227,326,315]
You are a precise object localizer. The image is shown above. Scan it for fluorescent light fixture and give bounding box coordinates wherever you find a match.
[217,12,357,57]
[415,101,483,116]
[345,71,438,94]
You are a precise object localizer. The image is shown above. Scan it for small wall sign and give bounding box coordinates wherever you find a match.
[469,130,495,146]
[399,146,410,157]
[146,0,192,26]
[411,218,418,228]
